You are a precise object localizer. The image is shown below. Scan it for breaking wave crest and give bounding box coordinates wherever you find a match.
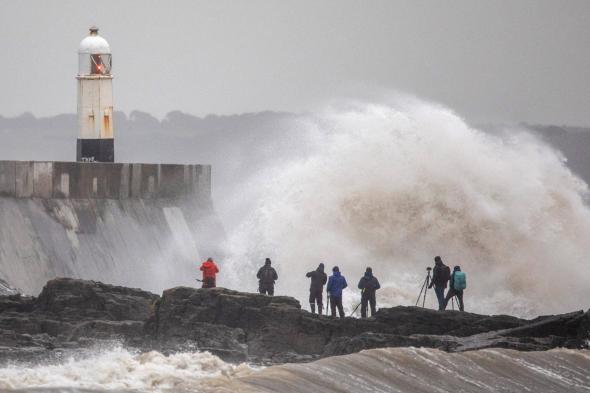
[3,348,589,393]
[222,97,590,317]
[0,347,255,392]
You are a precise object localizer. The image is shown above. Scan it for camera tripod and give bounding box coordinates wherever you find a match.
[415,267,432,308]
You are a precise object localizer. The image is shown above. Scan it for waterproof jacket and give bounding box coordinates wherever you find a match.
[200,260,219,280]
[257,265,278,285]
[327,271,348,298]
[430,261,451,288]
[306,268,327,291]
[358,273,380,295]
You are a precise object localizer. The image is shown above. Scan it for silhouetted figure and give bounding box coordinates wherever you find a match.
[306,263,328,314]
[199,257,219,288]
[357,267,380,318]
[327,266,348,318]
[443,266,466,311]
[428,256,451,310]
[257,258,278,295]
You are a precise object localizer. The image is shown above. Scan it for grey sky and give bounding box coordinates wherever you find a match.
[1,0,588,125]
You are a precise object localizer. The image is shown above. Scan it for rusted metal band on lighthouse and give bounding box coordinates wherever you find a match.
[76,27,115,163]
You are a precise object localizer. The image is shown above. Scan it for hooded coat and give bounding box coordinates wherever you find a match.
[257,261,278,285]
[358,271,380,295]
[327,271,348,297]
[200,259,219,280]
[306,265,327,291]
[430,259,451,288]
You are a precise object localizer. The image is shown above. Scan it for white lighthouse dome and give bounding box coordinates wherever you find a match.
[78,26,111,54]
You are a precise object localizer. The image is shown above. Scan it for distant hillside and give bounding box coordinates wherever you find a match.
[1,111,589,200]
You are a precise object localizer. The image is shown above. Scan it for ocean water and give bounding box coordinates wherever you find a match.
[1,347,589,392]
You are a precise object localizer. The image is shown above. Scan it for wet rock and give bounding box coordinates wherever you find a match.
[0,278,588,364]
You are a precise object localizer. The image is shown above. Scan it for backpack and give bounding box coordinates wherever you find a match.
[453,271,467,291]
[263,267,275,283]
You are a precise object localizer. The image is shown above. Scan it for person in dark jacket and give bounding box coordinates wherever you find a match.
[428,256,450,310]
[306,263,328,314]
[357,267,380,318]
[256,258,278,295]
[443,266,465,311]
[326,266,348,318]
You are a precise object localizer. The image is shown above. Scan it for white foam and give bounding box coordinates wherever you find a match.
[0,347,255,392]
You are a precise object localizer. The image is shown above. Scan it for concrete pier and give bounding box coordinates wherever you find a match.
[0,161,222,295]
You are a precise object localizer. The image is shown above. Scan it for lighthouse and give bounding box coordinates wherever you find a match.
[76,26,114,162]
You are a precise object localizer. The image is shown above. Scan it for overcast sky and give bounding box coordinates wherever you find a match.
[1,0,588,125]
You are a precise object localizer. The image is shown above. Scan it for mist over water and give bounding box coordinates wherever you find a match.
[221,97,590,317]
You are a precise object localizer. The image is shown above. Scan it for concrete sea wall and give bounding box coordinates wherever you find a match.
[0,161,223,295]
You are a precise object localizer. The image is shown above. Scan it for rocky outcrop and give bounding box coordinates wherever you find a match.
[0,278,588,364]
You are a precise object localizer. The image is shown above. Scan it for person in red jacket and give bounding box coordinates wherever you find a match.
[199,257,219,288]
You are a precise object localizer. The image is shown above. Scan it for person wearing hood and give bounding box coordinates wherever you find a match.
[199,257,219,288]
[357,267,380,318]
[327,266,348,318]
[428,256,451,310]
[257,258,278,295]
[443,266,466,311]
[306,263,328,314]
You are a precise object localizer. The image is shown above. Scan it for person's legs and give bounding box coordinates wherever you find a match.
[336,297,345,318]
[309,291,316,314]
[443,288,455,311]
[330,296,337,317]
[369,293,377,316]
[202,277,215,288]
[435,286,445,310]
[316,290,323,315]
[361,296,368,318]
[268,286,274,296]
[456,290,464,311]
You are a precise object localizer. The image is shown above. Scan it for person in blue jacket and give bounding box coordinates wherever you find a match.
[327,266,348,318]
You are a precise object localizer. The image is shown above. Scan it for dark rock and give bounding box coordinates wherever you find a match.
[35,278,158,321]
[0,278,588,364]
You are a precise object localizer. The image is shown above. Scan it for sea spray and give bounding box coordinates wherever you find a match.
[0,347,255,392]
[221,97,590,317]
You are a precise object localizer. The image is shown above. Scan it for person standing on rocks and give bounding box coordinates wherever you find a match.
[357,267,380,318]
[443,266,466,311]
[327,266,348,318]
[257,258,278,295]
[199,257,219,288]
[428,256,451,310]
[306,263,328,314]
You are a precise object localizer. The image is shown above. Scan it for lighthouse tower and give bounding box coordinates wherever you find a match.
[76,26,114,162]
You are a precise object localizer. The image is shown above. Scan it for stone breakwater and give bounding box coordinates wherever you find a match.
[0,278,588,364]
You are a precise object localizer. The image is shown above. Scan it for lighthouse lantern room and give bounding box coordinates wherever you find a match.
[76,26,114,162]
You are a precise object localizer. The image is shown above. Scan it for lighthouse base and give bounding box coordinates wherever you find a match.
[77,138,114,163]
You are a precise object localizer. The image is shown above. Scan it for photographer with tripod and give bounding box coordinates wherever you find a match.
[357,267,381,318]
[428,256,451,310]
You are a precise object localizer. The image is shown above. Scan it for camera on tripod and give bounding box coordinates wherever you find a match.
[416,266,432,307]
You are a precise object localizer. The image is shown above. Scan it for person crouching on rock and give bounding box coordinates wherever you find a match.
[199,257,219,288]
[428,256,451,310]
[357,267,380,318]
[443,266,466,311]
[257,258,278,295]
[327,266,347,318]
[306,262,327,314]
